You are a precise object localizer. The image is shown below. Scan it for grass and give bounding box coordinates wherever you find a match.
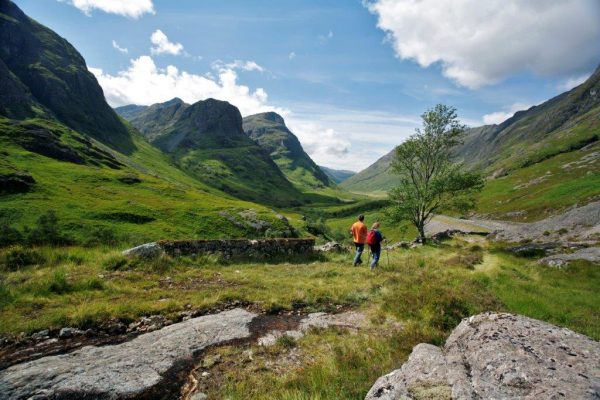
[0,237,598,398]
[0,118,304,245]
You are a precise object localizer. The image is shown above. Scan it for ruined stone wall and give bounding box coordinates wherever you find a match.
[157,238,315,258]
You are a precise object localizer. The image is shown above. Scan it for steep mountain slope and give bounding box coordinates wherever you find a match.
[242,112,332,190]
[0,1,298,243]
[342,66,600,218]
[115,98,190,142]
[0,0,134,154]
[340,149,399,194]
[120,99,303,206]
[319,166,356,184]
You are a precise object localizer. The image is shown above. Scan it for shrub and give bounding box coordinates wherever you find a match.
[84,226,121,246]
[0,224,23,247]
[0,281,14,307]
[1,248,46,271]
[558,228,568,235]
[430,297,471,331]
[26,211,72,246]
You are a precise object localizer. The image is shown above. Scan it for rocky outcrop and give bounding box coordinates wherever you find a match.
[0,172,35,194]
[122,238,315,259]
[315,241,346,252]
[539,247,600,267]
[366,312,600,399]
[0,309,257,399]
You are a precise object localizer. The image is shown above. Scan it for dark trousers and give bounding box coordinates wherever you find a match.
[353,243,364,265]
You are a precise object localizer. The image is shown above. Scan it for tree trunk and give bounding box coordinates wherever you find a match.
[417,222,426,244]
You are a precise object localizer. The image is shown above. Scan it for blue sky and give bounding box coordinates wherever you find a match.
[14,0,600,171]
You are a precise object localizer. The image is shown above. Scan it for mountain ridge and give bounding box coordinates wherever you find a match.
[242,112,333,190]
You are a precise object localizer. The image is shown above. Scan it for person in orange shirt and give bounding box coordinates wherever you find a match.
[350,214,368,266]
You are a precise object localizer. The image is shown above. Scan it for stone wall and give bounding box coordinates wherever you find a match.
[156,238,315,259]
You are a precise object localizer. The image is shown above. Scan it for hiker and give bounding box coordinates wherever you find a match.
[350,214,367,266]
[367,222,384,270]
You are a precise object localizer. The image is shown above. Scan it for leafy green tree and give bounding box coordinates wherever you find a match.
[388,104,484,243]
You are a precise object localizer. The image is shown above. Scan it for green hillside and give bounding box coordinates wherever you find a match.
[243,112,333,190]
[0,0,133,154]
[319,166,356,184]
[0,0,299,244]
[342,67,600,218]
[122,99,304,207]
[340,149,399,195]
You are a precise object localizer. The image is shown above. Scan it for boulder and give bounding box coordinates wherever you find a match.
[365,312,600,399]
[539,247,600,267]
[506,242,558,257]
[0,309,257,399]
[0,172,35,194]
[315,241,345,252]
[121,242,164,258]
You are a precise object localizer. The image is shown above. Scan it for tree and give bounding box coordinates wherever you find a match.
[388,104,483,243]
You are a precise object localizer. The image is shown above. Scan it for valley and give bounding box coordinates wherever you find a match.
[0,0,599,399]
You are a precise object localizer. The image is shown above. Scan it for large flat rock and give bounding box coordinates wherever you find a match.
[366,312,600,399]
[0,308,257,399]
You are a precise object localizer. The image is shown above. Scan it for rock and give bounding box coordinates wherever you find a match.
[430,229,463,242]
[117,173,142,184]
[314,241,345,252]
[0,172,35,195]
[365,312,600,399]
[385,241,410,250]
[122,242,164,258]
[539,247,600,267]
[506,242,558,257]
[30,330,49,341]
[0,309,257,399]
[58,327,77,339]
[190,392,208,400]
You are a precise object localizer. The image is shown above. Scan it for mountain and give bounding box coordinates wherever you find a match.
[115,98,189,142]
[343,66,600,218]
[340,149,398,194]
[319,166,356,184]
[0,0,134,154]
[0,0,297,243]
[242,112,332,190]
[118,99,303,206]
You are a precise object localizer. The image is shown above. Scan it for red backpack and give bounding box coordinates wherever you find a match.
[366,230,378,245]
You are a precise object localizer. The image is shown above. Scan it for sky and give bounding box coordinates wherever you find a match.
[14,0,600,171]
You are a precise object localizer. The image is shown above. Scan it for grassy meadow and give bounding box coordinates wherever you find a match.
[1,235,598,399]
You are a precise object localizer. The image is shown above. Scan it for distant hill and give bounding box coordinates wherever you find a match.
[342,66,600,219]
[118,99,303,206]
[0,0,134,154]
[319,166,356,184]
[242,112,332,190]
[0,0,298,243]
[340,149,398,193]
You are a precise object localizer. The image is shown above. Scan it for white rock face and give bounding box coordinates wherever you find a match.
[366,312,600,399]
[0,309,257,399]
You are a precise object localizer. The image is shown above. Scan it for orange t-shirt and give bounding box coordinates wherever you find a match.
[351,221,368,244]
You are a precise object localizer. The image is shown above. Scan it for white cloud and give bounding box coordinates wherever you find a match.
[61,0,154,18]
[215,60,265,73]
[90,56,283,117]
[112,40,128,54]
[150,30,184,56]
[482,102,533,125]
[557,73,591,91]
[288,52,296,60]
[367,0,600,88]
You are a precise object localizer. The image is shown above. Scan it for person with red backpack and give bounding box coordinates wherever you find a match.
[367,222,384,270]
